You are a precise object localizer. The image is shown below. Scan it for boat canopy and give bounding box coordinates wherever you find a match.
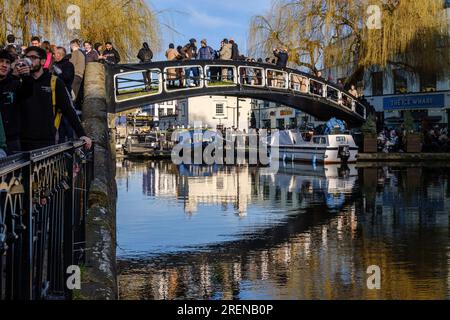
[323,118,347,135]
[271,130,306,146]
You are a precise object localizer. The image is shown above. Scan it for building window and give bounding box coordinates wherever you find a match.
[371,72,383,96]
[216,103,224,116]
[393,69,407,94]
[167,109,173,115]
[167,101,173,105]
[420,72,437,92]
[159,109,165,117]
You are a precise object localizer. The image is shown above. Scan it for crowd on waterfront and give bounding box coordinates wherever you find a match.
[377,125,450,153]
[0,34,95,158]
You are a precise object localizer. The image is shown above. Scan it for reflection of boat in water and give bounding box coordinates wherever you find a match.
[263,163,358,210]
[270,119,358,164]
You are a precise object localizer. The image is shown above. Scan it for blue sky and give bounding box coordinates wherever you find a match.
[146,0,273,59]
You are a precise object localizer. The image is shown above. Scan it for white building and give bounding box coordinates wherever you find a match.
[143,96,253,131]
[178,96,252,131]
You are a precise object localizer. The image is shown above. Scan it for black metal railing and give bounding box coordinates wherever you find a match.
[0,141,93,300]
[105,60,368,125]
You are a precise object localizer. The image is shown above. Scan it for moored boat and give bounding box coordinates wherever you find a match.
[270,119,359,164]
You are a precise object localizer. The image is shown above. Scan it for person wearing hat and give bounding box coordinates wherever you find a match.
[0,49,33,154]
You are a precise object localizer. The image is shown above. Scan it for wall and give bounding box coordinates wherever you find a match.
[179,96,252,130]
[81,63,118,300]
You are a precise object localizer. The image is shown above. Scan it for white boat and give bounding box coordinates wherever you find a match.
[270,130,358,164]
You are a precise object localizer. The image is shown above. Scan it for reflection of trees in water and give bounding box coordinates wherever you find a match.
[118,164,450,300]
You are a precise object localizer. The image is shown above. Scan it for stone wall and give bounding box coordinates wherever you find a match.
[80,63,118,299]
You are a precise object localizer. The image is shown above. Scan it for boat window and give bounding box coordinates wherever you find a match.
[336,136,347,143]
[313,137,327,144]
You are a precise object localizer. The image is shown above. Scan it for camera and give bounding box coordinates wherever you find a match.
[17,57,32,68]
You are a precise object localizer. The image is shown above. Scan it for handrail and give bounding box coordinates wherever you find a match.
[106,60,367,122]
[0,141,94,300]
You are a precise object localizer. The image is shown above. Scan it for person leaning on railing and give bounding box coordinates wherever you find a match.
[19,46,92,151]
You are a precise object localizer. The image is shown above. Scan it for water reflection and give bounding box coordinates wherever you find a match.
[117,161,450,300]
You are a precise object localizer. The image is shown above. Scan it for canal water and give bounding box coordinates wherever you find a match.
[117,160,450,300]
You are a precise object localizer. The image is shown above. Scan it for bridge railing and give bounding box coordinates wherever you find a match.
[108,60,367,121]
[0,141,93,300]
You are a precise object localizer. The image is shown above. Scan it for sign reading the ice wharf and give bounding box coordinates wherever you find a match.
[383,94,445,111]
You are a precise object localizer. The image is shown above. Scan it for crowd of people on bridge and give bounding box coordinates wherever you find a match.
[0,34,96,158]
[153,38,290,88]
[152,37,362,111]
[0,33,369,158]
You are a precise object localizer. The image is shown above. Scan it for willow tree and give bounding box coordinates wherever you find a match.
[249,0,449,81]
[0,0,160,61]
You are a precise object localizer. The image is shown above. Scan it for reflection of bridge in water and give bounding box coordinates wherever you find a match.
[118,162,450,300]
[106,61,368,126]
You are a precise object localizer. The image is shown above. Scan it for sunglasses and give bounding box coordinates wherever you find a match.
[25,55,41,60]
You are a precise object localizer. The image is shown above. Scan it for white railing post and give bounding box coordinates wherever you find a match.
[323,84,327,98]
[338,91,343,105]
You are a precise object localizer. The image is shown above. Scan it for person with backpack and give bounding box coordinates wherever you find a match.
[137,43,154,90]
[19,46,91,151]
[137,42,153,63]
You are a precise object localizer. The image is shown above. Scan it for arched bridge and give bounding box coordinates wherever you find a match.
[105,60,368,126]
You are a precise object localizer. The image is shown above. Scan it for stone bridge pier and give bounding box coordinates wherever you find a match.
[81,63,118,299]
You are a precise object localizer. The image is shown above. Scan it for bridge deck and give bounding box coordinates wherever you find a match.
[105,60,367,126]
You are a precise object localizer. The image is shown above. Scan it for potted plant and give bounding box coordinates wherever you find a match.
[361,113,378,153]
[403,111,422,153]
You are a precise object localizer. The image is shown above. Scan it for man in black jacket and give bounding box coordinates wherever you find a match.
[273,48,289,68]
[20,46,92,151]
[0,49,33,153]
[53,46,75,92]
[103,42,121,65]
